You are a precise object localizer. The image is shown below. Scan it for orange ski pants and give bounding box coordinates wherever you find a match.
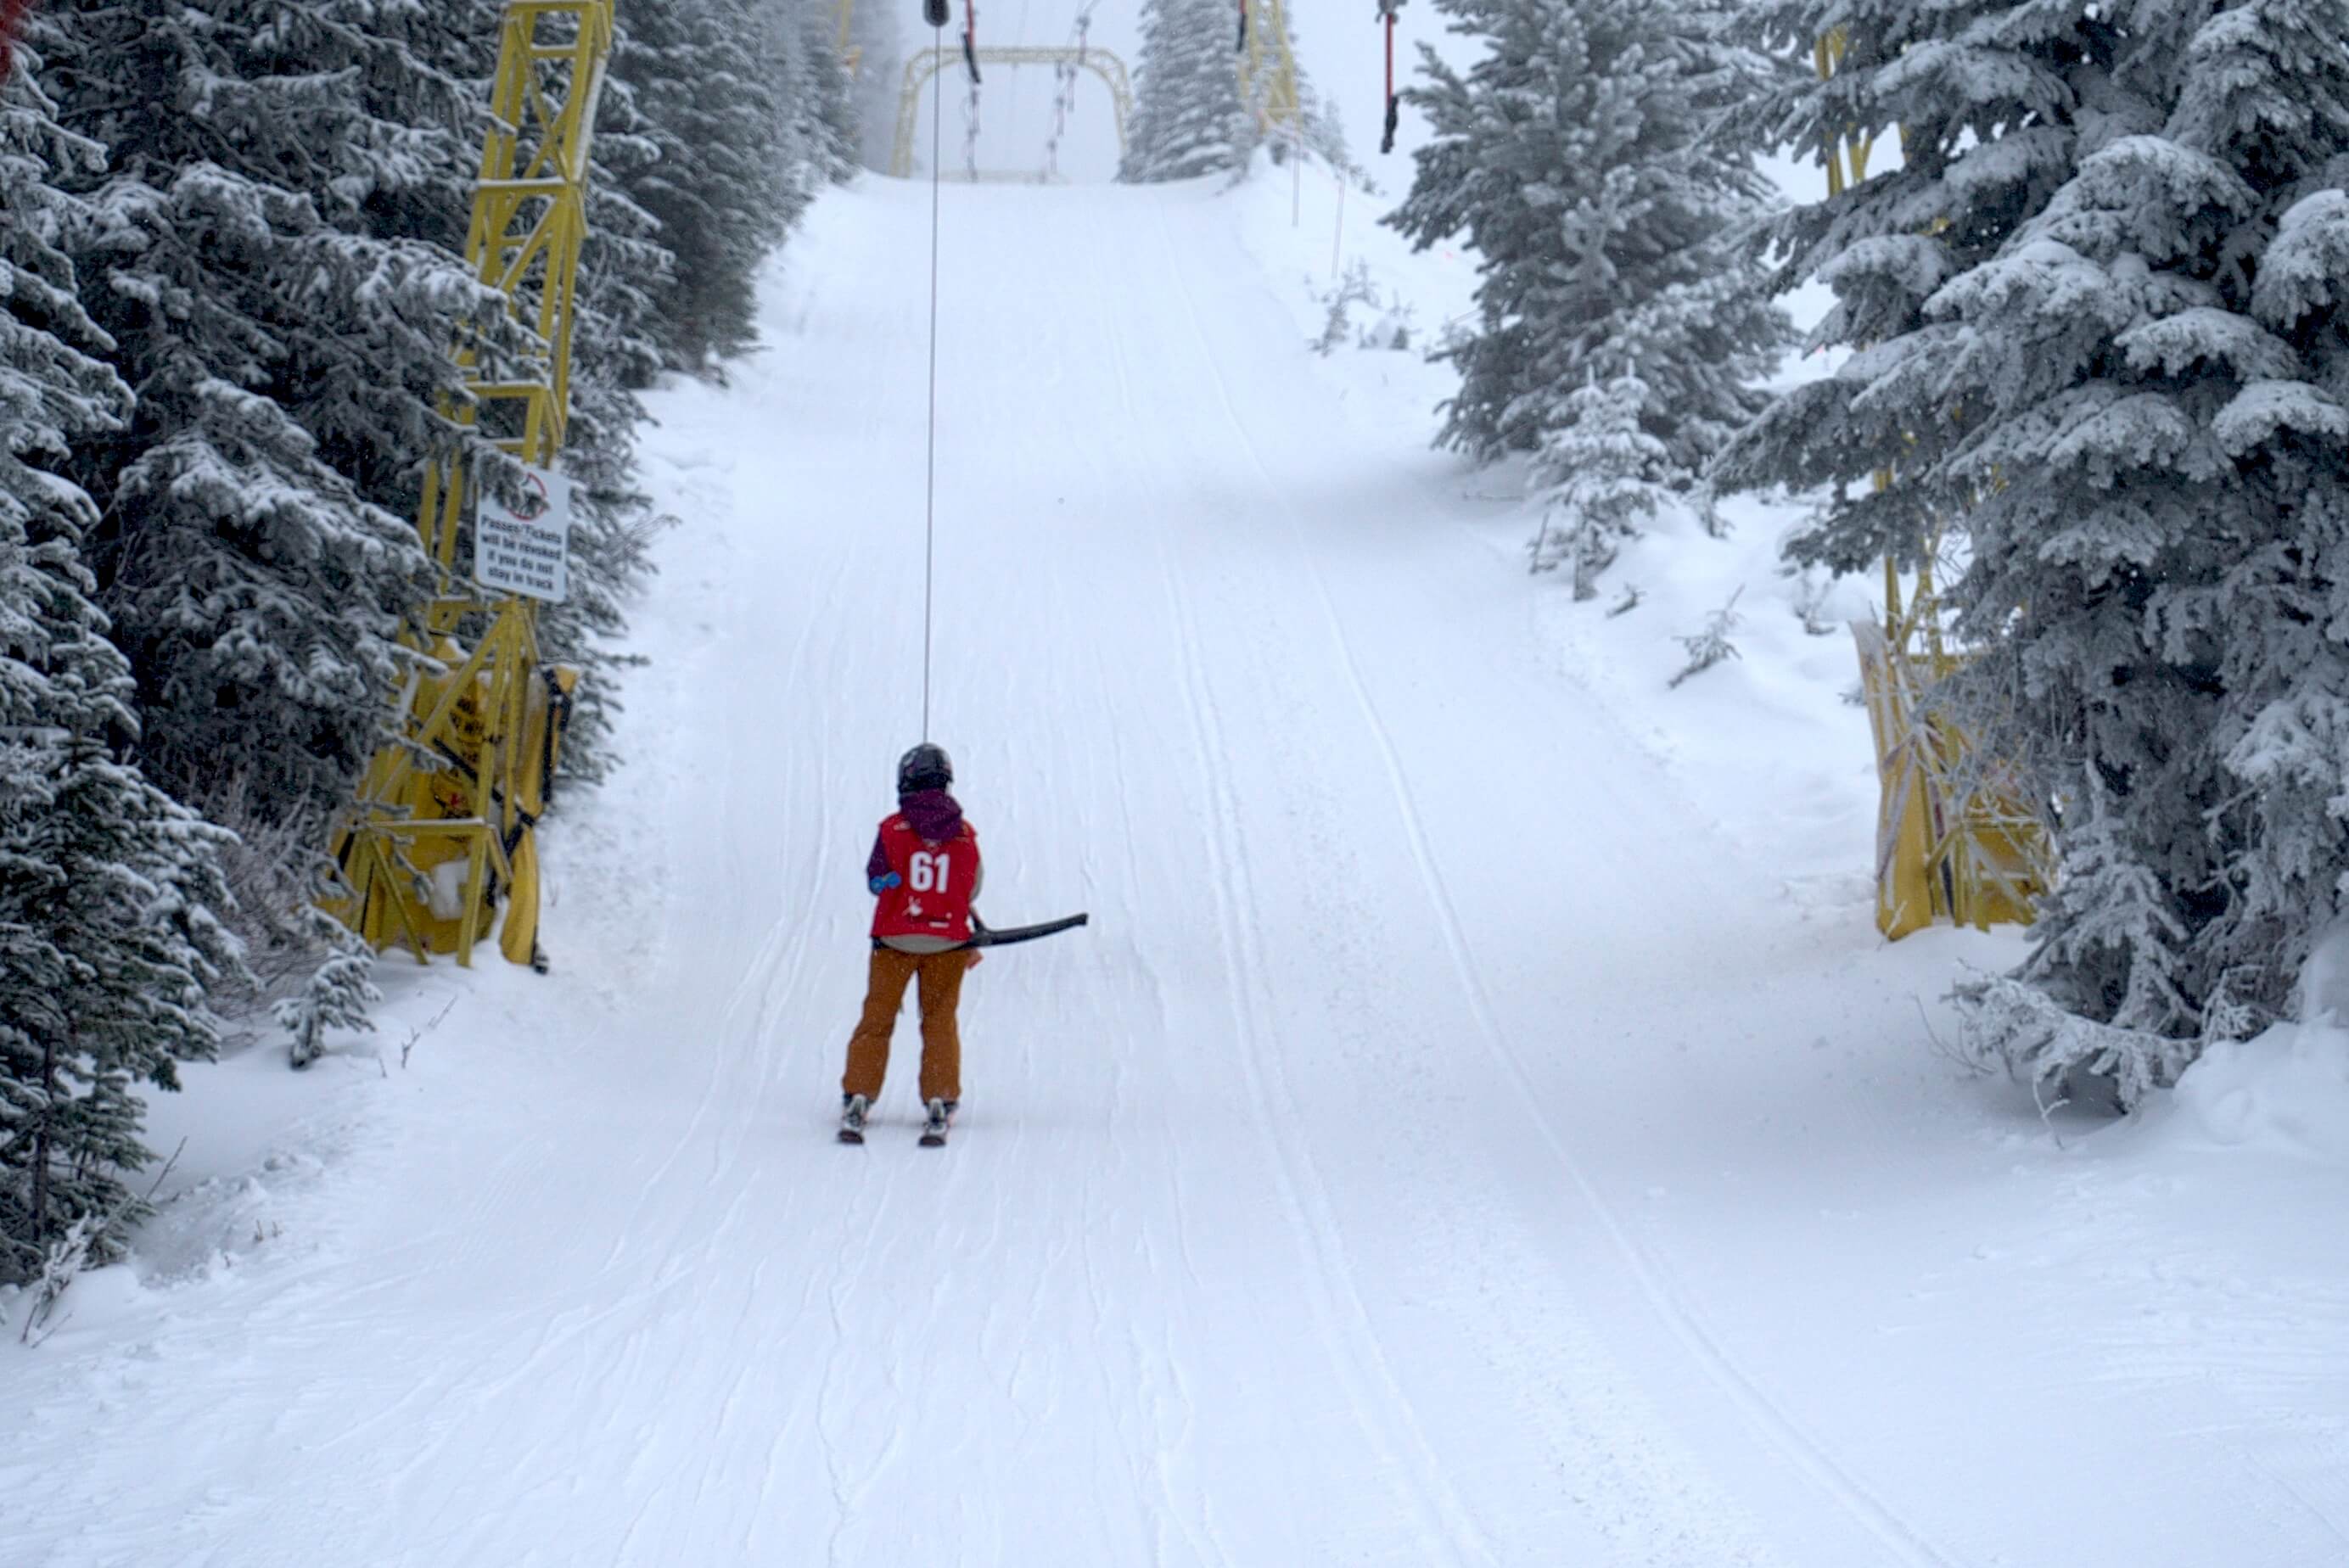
[841,946,972,1106]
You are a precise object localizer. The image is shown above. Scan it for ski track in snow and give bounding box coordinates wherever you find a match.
[4,172,2348,1568]
[1150,198,1956,1568]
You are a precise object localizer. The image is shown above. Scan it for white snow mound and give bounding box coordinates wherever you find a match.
[2170,1023,2349,1159]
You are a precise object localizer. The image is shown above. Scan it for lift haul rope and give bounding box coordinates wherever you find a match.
[908,0,1090,947]
[922,0,948,738]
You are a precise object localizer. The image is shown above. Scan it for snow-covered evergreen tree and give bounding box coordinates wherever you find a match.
[1717,0,2349,1084]
[0,0,806,1095]
[275,907,378,1071]
[1386,0,1789,484]
[612,0,796,376]
[848,0,908,174]
[0,48,238,1280]
[1531,371,1672,596]
[532,66,677,790]
[1958,780,2198,1109]
[1122,0,1250,182]
[793,2,860,188]
[39,0,502,820]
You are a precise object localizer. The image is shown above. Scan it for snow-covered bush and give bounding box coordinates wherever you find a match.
[1311,262,1416,356]
[1668,588,1744,687]
[1531,372,1673,597]
[1955,782,2199,1111]
[184,778,378,1067]
[1786,566,1838,637]
[275,921,382,1072]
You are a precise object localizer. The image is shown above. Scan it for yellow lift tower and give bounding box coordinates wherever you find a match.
[836,0,862,72]
[1814,31,2051,939]
[1241,0,1300,134]
[330,0,614,969]
[891,46,1134,179]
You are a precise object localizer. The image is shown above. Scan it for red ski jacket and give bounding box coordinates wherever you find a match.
[869,804,981,949]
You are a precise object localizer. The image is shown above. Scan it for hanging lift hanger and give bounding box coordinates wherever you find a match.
[1378,0,1404,154]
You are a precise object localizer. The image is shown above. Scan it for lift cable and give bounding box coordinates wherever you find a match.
[922,0,951,736]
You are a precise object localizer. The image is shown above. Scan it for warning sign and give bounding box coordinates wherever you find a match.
[475,466,573,603]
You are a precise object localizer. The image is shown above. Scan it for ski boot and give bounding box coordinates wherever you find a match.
[838,1093,870,1145]
[919,1098,956,1147]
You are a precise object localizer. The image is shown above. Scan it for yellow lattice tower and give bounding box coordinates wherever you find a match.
[836,0,862,73]
[1241,0,1301,134]
[1816,31,2050,938]
[330,0,613,970]
[889,46,1133,178]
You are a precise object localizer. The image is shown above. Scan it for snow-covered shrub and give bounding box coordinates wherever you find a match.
[183,777,379,1068]
[1790,570,1836,636]
[1669,588,1744,687]
[1531,372,1673,597]
[1957,781,2195,1111]
[275,921,382,1072]
[1358,304,1414,353]
[1313,264,1381,356]
[1957,975,2199,1116]
[1311,262,1416,356]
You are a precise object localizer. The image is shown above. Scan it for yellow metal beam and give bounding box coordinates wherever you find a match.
[1814,32,1875,198]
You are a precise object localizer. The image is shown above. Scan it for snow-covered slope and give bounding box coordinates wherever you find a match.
[5,175,2347,1567]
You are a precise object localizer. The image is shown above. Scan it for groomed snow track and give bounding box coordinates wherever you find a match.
[7,177,2346,1568]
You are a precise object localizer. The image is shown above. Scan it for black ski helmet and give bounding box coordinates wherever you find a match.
[898,742,953,794]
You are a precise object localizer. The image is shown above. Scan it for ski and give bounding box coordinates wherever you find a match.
[917,1126,947,1148]
[838,1126,866,1145]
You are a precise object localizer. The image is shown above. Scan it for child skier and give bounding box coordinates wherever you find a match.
[838,743,981,1144]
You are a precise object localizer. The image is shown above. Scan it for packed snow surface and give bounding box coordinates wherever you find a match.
[6,173,2348,1566]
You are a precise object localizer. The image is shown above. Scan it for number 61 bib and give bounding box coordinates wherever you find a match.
[871,813,980,945]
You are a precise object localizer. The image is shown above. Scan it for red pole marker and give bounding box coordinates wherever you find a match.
[0,0,36,78]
